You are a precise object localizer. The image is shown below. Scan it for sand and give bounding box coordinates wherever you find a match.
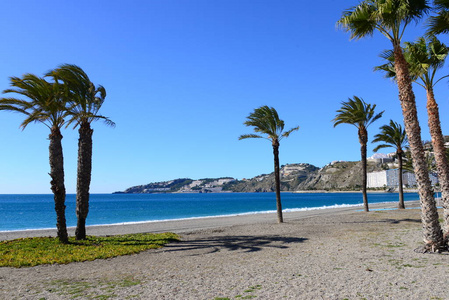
[1,200,449,299]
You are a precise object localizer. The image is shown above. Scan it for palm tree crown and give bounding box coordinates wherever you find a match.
[47,64,114,128]
[239,105,299,145]
[0,74,67,129]
[405,36,449,88]
[332,96,384,139]
[337,0,430,46]
[375,36,449,88]
[372,120,408,153]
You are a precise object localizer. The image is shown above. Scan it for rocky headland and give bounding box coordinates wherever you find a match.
[114,160,388,194]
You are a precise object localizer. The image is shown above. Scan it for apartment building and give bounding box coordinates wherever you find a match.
[367,169,438,188]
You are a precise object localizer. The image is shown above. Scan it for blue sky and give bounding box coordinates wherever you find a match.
[1,0,449,194]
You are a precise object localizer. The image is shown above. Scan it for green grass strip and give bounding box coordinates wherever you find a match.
[0,232,179,268]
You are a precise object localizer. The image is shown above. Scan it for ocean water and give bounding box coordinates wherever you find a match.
[0,192,420,232]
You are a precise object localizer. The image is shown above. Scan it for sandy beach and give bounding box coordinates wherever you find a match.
[1,200,449,299]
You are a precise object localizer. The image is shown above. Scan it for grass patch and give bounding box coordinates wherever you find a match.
[244,285,262,293]
[373,241,405,249]
[48,276,141,299]
[0,232,179,267]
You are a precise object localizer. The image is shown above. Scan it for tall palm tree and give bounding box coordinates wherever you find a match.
[333,96,384,212]
[373,120,408,209]
[337,0,445,252]
[376,36,449,234]
[0,74,69,243]
[239,106,299,223]
[47,64,115,240]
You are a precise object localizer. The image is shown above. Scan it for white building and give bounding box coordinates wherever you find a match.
[367,169,438,188]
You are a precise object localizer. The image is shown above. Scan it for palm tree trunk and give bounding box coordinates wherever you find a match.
[361,141,369,212]
[75,121,93,240]
[393,44,444,252]
[49,127,68,243]
[272,141,283,223]
[398,151,405,209]
[426,87,449,240]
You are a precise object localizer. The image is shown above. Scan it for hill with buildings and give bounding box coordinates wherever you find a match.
[114,159,390,194]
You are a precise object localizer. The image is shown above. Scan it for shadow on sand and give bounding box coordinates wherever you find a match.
[342,217,422,226]
[162,235,308,255]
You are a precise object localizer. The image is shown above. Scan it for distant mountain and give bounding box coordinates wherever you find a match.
[114,177,237,194]
[114,161,388,194]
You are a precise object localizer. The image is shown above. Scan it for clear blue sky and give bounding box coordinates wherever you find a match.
[1,0,448,194]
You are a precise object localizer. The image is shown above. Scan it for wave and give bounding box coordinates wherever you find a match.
[85,202,367,228]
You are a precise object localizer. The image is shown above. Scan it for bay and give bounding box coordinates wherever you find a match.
[0,192,420,232]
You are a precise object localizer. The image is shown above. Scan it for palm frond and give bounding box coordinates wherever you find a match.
[372,143,391,152]
[281,126,300,139]
[374,49,398,79]
[427,7,449,35]
[238,134,264,140]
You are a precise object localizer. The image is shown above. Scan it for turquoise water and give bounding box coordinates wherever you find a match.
[0,192,420,231]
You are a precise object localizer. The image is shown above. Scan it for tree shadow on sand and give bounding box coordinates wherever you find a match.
[162,235,308,255]
[342,217,422,225]
[383,218,422,224]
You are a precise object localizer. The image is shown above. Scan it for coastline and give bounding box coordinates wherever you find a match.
[293,189,420,193]
[0,200,419,241]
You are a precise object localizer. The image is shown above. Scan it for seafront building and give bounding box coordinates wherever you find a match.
[367,169,438,188]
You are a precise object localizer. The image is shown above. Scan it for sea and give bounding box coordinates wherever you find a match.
[0,192,421,232]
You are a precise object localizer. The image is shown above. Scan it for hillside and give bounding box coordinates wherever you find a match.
[114,177,237,194]
[114,161,388,194]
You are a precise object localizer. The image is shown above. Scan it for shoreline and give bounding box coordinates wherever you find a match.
[0,200,420,241]
[293,189,420,193]
[0,202,369,234]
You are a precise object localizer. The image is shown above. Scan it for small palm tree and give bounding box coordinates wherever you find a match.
[333,96,384,212]
[239,106,299,223]
[47,64,115,240]
[373,120,408,209]
[0,74,69,243]
[338,0,445,252]
[376,36,449,231]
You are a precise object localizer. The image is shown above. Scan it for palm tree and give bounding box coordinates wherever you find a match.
[0,74,69,243]
[337,0,445,252]
[333,96,384,212]
[239,106,299,223]
[47,64,115,240]
[376,36,449,234]
[373,120,408,209]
